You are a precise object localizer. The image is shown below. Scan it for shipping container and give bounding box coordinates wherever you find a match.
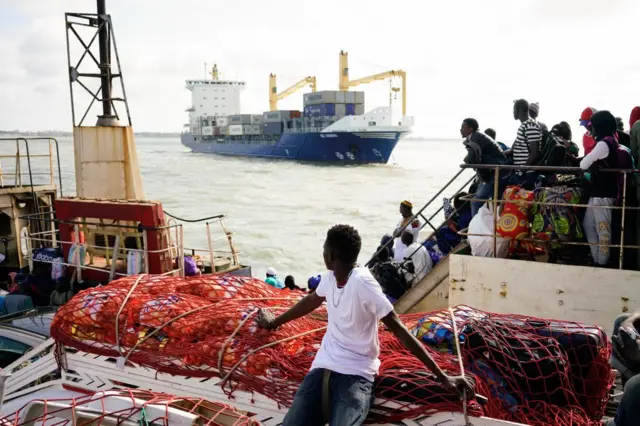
[304,103,336,117]
[215,116,229,126]
[303,91,348,106]
[345,91,356,104]
[229,114,253,125]
[346,103,356,115]
[263,110,292,123]
[243,124,262,135]
[228,124,244,135]
[354,91,365,105]
[335,104,346,118]
[355,104,365,115]
[202,126,213,136]
[251,114,263,125]
[263,122,284,135]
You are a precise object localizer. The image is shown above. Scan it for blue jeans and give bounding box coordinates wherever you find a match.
[283,368,374,426]
[471,173,510,217]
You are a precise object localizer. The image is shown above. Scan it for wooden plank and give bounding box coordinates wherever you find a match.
[447,254,640,333]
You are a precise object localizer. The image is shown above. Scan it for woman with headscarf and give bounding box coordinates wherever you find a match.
[580,110,633,266]
[392,200,421,261]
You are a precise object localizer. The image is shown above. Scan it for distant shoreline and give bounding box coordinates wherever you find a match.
[0,131,180,138]
[0,131,456,141]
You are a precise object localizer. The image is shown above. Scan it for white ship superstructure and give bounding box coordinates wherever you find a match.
[185,65,245,137]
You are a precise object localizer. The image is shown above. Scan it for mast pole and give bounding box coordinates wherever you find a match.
[96,0,115,125]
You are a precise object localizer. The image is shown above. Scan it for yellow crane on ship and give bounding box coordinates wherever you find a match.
[338,50,407,116]
[269,74,317,111]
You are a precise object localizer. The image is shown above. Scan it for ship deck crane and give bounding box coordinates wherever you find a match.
[338,50,407,116]
[269,74,317,111]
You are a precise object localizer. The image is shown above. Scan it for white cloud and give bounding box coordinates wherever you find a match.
[0,0,639,136]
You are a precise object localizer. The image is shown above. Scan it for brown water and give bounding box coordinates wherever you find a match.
[6,136,474,284]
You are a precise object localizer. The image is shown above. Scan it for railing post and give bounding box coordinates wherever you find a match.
[206,222,215,273]
[142,229,149,274]
[14,139,20,187]
[73,223,82,286]
[492,166,500,258]
[108,234,121,282]
[179,225,185,277]
[619,172,628,269]
[49,140,54,185]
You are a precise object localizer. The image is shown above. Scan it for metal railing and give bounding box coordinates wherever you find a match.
[20,213,185,286]
[366,167,476,280]
[370,162,640,290]
[456,163,640,270]
[0,138,63,195]
[163,211,242,274]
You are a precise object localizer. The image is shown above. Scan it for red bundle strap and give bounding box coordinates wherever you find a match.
[51,275,613,425]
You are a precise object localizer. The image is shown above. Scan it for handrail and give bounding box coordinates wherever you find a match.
[0,137,64,195]
[456,164,638,270]
[459,163,637,173]
[365,168,473,268]
[372,161,640,284]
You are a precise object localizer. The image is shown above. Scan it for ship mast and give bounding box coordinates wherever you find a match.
[65,0,144,199]
[96,0,116,126]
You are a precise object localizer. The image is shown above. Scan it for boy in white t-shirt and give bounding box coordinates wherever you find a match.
[257,224,473,426]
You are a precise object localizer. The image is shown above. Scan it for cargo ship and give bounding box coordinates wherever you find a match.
[180,53,414,163]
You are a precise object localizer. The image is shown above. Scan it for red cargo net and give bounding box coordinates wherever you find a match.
[51,275,613,425]
[0,389,258,425]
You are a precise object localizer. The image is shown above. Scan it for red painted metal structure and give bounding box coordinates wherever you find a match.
[55,197,172,282]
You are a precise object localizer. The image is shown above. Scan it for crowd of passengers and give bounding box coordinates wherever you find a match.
[369,102,640,303]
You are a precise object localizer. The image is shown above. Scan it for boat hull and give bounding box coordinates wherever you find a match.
[181,131,402,163]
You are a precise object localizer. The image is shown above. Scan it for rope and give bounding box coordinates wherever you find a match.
[138,406,149,426]
[449,306,469,426]
[163,210,224,223]
[217,325,327,388]
[115,274,146,358]
[118,300,226,366]
[217,308,259,375]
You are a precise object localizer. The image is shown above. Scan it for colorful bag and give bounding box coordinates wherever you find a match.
[497,186,536,254]
[531,186,584,248]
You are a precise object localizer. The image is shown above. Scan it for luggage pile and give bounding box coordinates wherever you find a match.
[51,275,612,425]
[403,305,614,425]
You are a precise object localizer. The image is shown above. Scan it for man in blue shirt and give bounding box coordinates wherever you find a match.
[265,267,285,289]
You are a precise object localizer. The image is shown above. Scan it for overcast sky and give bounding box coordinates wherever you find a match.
[1,0,639,138]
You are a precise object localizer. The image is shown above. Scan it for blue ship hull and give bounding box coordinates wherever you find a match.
[181,131,402,163]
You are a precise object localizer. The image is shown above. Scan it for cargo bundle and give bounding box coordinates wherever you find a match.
[51,275,613,425]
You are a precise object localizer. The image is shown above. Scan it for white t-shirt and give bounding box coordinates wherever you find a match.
[401,243,433,284]
[312,267,394,382]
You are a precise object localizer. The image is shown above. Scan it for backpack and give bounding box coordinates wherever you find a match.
[538,132,566,167]
[600,137,633,204]
[378,261,408,299]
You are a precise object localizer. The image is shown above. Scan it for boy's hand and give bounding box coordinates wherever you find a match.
[256,308,277,330]
[442,375,476,399]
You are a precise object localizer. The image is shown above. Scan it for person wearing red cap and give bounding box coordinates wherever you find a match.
[580,107,598,155]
